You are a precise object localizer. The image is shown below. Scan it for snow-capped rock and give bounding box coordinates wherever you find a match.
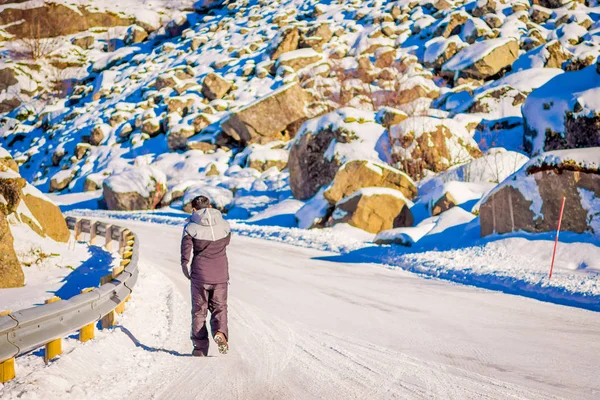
[102,166,167,211]
[480,148,600,237]
[288,108,390,200]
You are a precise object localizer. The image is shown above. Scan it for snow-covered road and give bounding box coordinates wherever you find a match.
[3,219,600,399]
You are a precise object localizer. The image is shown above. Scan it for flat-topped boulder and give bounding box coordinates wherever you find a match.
[102,166,167,211]
[221,82,308,145]
[442,38,519,80]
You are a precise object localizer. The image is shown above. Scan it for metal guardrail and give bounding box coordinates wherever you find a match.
[0,217,139,383]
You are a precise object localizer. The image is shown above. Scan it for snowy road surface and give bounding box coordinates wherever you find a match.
[4,219,600,399]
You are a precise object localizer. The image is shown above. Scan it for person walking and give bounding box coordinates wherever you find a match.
[180,195,231,356]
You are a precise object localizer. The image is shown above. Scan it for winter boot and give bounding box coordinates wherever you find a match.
[192,348,207,357]
[214,332,229,354]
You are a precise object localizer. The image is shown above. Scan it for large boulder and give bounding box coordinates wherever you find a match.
[327,188,414,234]
[49,169,76,192]
[480,149,600,237]
[1,162,70,243]
[201,73,232,101]
[323,160,417,205]
[522,64,600,155]
[277,49,322,71]
[102,166,167,211]
[220,82,308,145]
[512,40,573,71]
[0,2,133,38]
[0,211,23,288]
[288,108,390,200]
[21,187,70,242]
[442,38,519,80]
[271,27,300,60]
[388,116,481,180]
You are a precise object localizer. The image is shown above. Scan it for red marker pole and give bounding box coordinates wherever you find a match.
[549,196,566,279]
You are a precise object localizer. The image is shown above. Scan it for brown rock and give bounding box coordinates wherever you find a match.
[0,176,26,215]
[72,34,95,49]
[124,25,148,45]
[167,125,196,151]
[472,0,496,17]
[532,0,566,8]
[288,123,358,201]
[436,12,469,38]
[89,124,108,146]
[543,40,573,68]
[530,6,552,24]
[167,96,195,115]
[271,27,300,60]
[431,192,457,216]
[84,178,100,192]
[221,83,307,145]
[327,189,414,234]
[201,73,232,101]
[22,194,70,242]
[277,50,322,71]
[186,140,217,152]
[141,118,163,137]
[1,155,19,173]
[0,3,133,38]
[377,108,408,128]
[389,118,482,180]
[323,160,417,205]
[0,211,24,288]
[74,143,90,160]
[102,168,166,211]
[155,73,179,91]
[480,166,600,237]
[444,38,519,80]
[49,170,75,192]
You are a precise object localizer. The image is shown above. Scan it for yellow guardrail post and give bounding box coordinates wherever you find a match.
[112,266,126,315]
[44,297,62,364]
[100,273,116,329]
[78,288,96,342]
[0,310,15,383]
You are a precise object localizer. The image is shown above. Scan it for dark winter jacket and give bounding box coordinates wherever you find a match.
[181,208,231,284]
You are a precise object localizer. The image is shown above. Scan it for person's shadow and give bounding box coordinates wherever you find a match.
[116,325,205,358]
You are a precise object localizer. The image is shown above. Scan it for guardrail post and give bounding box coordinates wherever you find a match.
[74,219,84,242]
[44,297,62,364]
[100,273,116,329]
[119,229,131,255]
[89,220,98,245]
[104,224,113,251]
[0,357,15,384]
[78,288,96,342]
[112,266,126,314]
[0,310,15,383]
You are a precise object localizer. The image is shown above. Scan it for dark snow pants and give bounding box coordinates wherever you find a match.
[191,281,228,352]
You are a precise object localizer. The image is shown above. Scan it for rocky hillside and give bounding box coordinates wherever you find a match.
[1,145,70,288]
[0,0,599,239]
